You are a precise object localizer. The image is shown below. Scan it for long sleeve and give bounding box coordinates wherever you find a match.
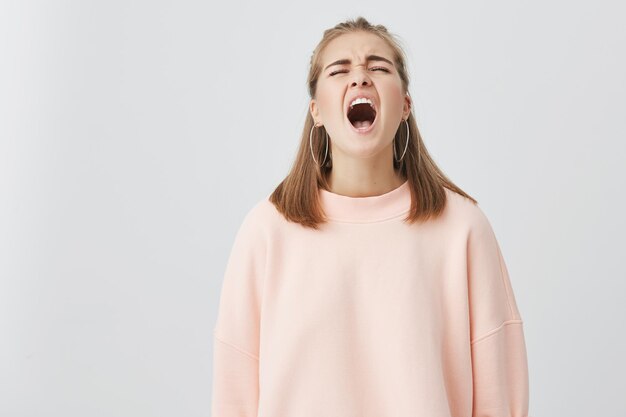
[467,206,530,417]
[211,206,266,417]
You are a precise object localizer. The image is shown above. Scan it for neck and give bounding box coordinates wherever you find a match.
[319,177,411,223]
[325,146,405,198]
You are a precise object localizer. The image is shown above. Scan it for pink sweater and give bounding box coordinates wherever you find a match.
[211,180,530,417]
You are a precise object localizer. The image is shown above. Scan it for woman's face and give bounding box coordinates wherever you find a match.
[310,31,411,160]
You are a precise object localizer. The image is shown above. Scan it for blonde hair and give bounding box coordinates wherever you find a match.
[269,16,477,229]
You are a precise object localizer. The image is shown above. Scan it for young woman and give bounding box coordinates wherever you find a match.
[211,17,530,417]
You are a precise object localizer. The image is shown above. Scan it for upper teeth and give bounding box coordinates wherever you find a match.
[350,97,374,108]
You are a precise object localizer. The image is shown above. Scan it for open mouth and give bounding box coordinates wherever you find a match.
[347,102,377,131]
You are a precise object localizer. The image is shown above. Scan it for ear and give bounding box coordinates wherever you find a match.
[402,92,411,120]
[310,99,321,126]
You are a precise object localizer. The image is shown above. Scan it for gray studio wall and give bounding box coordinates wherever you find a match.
[1,1,625,416]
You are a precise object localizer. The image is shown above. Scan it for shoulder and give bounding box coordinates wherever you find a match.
[442,187,496,238]
[234,196,283,240]
[242,195,282,225]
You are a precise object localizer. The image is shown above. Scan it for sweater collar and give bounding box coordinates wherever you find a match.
[319,179,411,223]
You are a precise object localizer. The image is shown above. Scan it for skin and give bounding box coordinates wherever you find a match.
[310,31,412,197]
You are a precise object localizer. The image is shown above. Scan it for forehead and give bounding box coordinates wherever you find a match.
[321,31,394,65]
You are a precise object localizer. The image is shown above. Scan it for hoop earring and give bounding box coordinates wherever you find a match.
[309,123,329,166]
[394,118,410,162]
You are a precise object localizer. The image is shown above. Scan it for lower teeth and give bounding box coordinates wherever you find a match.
[353,120,373,129]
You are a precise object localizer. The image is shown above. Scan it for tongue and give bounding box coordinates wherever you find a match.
[353,120,373,129]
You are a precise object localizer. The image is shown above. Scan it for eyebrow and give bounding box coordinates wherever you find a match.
[323,55,394,71]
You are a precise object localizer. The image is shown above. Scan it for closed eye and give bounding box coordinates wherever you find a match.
[329,67,390,76]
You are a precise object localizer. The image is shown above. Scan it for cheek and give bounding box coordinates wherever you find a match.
[316,81,343,120]
[319,97,341,120]
[384,83,405,113]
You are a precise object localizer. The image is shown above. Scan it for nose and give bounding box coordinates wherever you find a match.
[350,66,372,87]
